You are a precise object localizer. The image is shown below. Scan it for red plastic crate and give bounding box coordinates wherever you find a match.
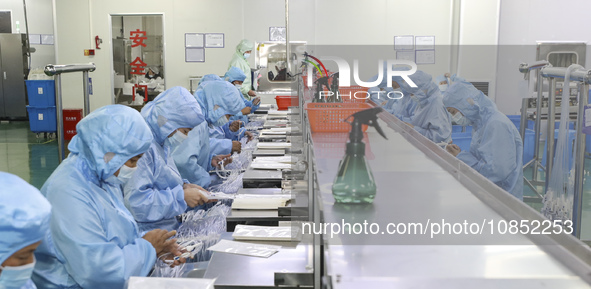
[320,86,369,103]
[275,96,299,110]
[305,102,372,132]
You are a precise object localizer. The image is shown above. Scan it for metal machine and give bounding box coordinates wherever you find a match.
[0,33,28,119]
[255,41,306,95]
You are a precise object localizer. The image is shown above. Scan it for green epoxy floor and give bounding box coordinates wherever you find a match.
[0,121,59,189]
[3,121,591,239]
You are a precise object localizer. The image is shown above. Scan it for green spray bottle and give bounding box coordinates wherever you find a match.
[332,107,387,203]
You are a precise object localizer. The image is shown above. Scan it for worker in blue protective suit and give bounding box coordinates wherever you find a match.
[366,66,417,120]
[393,71,452,143]
[195,80,248,149]
[32,105,184,289]
[366,67,402,108]
[197,74,223,92]
[0,172,51,289]
[193,75,244,163]
[443,82,523,200]
[228,39,257,100]
[224,66,261,123]
[390,94,418,121]
[170,121,231,188]
[436,73,466,92]
[125,86,215,233]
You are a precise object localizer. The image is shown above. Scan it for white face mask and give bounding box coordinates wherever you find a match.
[165,130,188,149]
[213,116,229,127]
[243,53,251,59]
[439,84,448,92]
[0,260,36,289]
[452,112,471,126]
[234,84,242,90]
[117,164,137,185]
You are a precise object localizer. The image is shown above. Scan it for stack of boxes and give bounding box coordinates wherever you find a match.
[25,80,83,140]
[25,80,57,136]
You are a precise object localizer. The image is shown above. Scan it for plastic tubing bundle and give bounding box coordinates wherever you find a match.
[541,64,583,222]
[174,203,231,262]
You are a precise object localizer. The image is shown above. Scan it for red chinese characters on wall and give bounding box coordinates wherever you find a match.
[130,29,147,47]
[130,57,147,75]
[130,29,148,75]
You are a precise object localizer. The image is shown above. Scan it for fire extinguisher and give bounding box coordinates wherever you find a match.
[95,36,102,49]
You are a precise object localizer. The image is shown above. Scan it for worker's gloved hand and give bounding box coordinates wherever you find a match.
[143,229,178,257]
[248,90,257,97]
[241,106,252,115]
[211,154,232,168]
[253,97,261,105]
[245,131,253,142]
[183,186,207,207]
[229,120,242,132]
[158,250,186,268]
[446,144,461,157]
[232,141,242,154]
[158,235,187,268]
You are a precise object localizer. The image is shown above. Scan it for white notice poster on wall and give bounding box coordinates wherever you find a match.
[41,34,54,45]
[30,34,41,45]
[394,35,414,50]
[396,51,415,62]
[205,33,224,48]
[186,47,205,62]
[415,36,435,50]
[185,33,204,48]
[415,50,435,64]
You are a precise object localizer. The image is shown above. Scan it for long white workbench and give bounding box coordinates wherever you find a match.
[310,113,591,288]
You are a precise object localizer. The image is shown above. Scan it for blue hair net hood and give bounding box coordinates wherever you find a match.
[68,105,153,181]
[443,82,496,128]
[0,172,51,265]
[197,74,222,90]
[393,70,439,106]
[435,74,447,84]
[224,66,247,83]
[141,86,205,145]
[194,81,246,124]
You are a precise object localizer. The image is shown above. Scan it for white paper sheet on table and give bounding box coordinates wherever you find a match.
[260,130,287,135]
[257,142,292,149]
[232,195,291,209]
[128,277,215,289]
[270,127,298,132]
[232,225,302,242]
[250,162,292,170]
[207,239,281,258]
[254,156,294,163]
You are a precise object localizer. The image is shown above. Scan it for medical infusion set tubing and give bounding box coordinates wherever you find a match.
[546,77,557,187]
[518,62,550,195]
[538,66,591,238]
[44,63,96,162]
